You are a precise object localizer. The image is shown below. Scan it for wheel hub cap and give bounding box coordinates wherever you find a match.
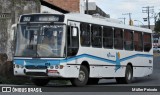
[78,71,85,82]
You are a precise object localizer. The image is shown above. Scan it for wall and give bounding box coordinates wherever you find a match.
[41,5,63,14]
[0,0,40,61]
[44,0,81,13]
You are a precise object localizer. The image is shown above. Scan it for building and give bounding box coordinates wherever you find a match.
[40,0,85,14]
[84,2,110,18]
[0,0,40,60]
[141,25,155,32]
[140,25,159,48]
[40,0,110,18]
[153,33,160,47]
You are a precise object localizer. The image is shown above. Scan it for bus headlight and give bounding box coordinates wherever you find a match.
[16,64,19,68]
[55,65,59,69]
[56,65,64,69]
[48,65,64,69]
[19,65,24,68]
[15,64,24,69]
[50,66,54,69]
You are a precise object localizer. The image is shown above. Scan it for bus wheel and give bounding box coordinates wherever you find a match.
[31,78,50,86]
[87,78,99,85]
[71,65,89,86]
[116,65,133,84]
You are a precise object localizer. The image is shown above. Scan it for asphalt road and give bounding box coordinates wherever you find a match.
[0,55,160,94]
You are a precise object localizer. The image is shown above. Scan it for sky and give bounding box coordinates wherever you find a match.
[88,0,160,26]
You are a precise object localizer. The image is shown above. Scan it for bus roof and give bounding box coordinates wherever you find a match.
[18,13,152,33]
[65,13,152,33]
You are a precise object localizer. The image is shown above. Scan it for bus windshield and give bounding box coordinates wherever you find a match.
[15,23,65,58]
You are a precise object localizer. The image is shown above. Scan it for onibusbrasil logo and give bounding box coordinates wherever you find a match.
[1,87,42,92]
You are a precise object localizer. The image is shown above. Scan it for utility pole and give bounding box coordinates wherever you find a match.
[86,0,89,14]
[122,13,132,25]
[142,6,154,29]
[118,17,126,24]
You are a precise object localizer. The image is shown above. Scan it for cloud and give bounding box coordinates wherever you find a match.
[87,0,160,25]
[117,2,137,12]
[122,0,160,6]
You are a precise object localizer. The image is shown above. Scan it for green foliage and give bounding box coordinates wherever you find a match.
[155,20,160,33]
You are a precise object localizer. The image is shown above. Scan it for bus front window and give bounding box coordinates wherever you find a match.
[15,24,65,58]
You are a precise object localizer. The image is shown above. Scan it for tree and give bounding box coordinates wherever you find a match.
[154,19,160,33]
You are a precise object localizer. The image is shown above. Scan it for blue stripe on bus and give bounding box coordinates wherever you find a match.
[14,54,153,66]
[66,54,153,63]
[120,54,153,62]
[66,54,116,64]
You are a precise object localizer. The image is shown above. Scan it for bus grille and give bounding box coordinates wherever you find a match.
[25,65,47,69]
[25,72,47,76]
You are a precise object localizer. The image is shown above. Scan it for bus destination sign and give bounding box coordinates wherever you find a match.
[20,14,64,22]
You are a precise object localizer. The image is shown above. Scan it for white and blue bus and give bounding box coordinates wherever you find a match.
[13,13,153,86]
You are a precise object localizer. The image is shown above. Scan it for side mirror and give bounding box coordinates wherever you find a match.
[72,28,77,37]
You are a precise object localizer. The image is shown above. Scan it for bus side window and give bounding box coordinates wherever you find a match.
[67,25,79,56]
[80,23,90,47]
[114,28,123,50]
[134,32,143,51]
[91,25,102,48]
[103,26,113,49]
[124,30,133,50]
[143,33,152,52]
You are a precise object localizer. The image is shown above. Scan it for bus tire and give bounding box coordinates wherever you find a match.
[87,78,99,85]
[116,65,133,84]
[71,65,89,86]
[31,78,50,86]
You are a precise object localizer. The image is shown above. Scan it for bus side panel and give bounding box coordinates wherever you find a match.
[99,66,126,78]
[133,56,153,77]
[76,56,126,78]
[133,67,152,77]
[60,64,80,78]
[76,57,101,77]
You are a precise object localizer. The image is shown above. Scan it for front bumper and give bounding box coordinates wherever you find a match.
[14,64,80,78]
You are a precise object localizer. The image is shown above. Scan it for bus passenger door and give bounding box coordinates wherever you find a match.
[67,22,79,63]
[67,22,79,60]
[65,22,80,77]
